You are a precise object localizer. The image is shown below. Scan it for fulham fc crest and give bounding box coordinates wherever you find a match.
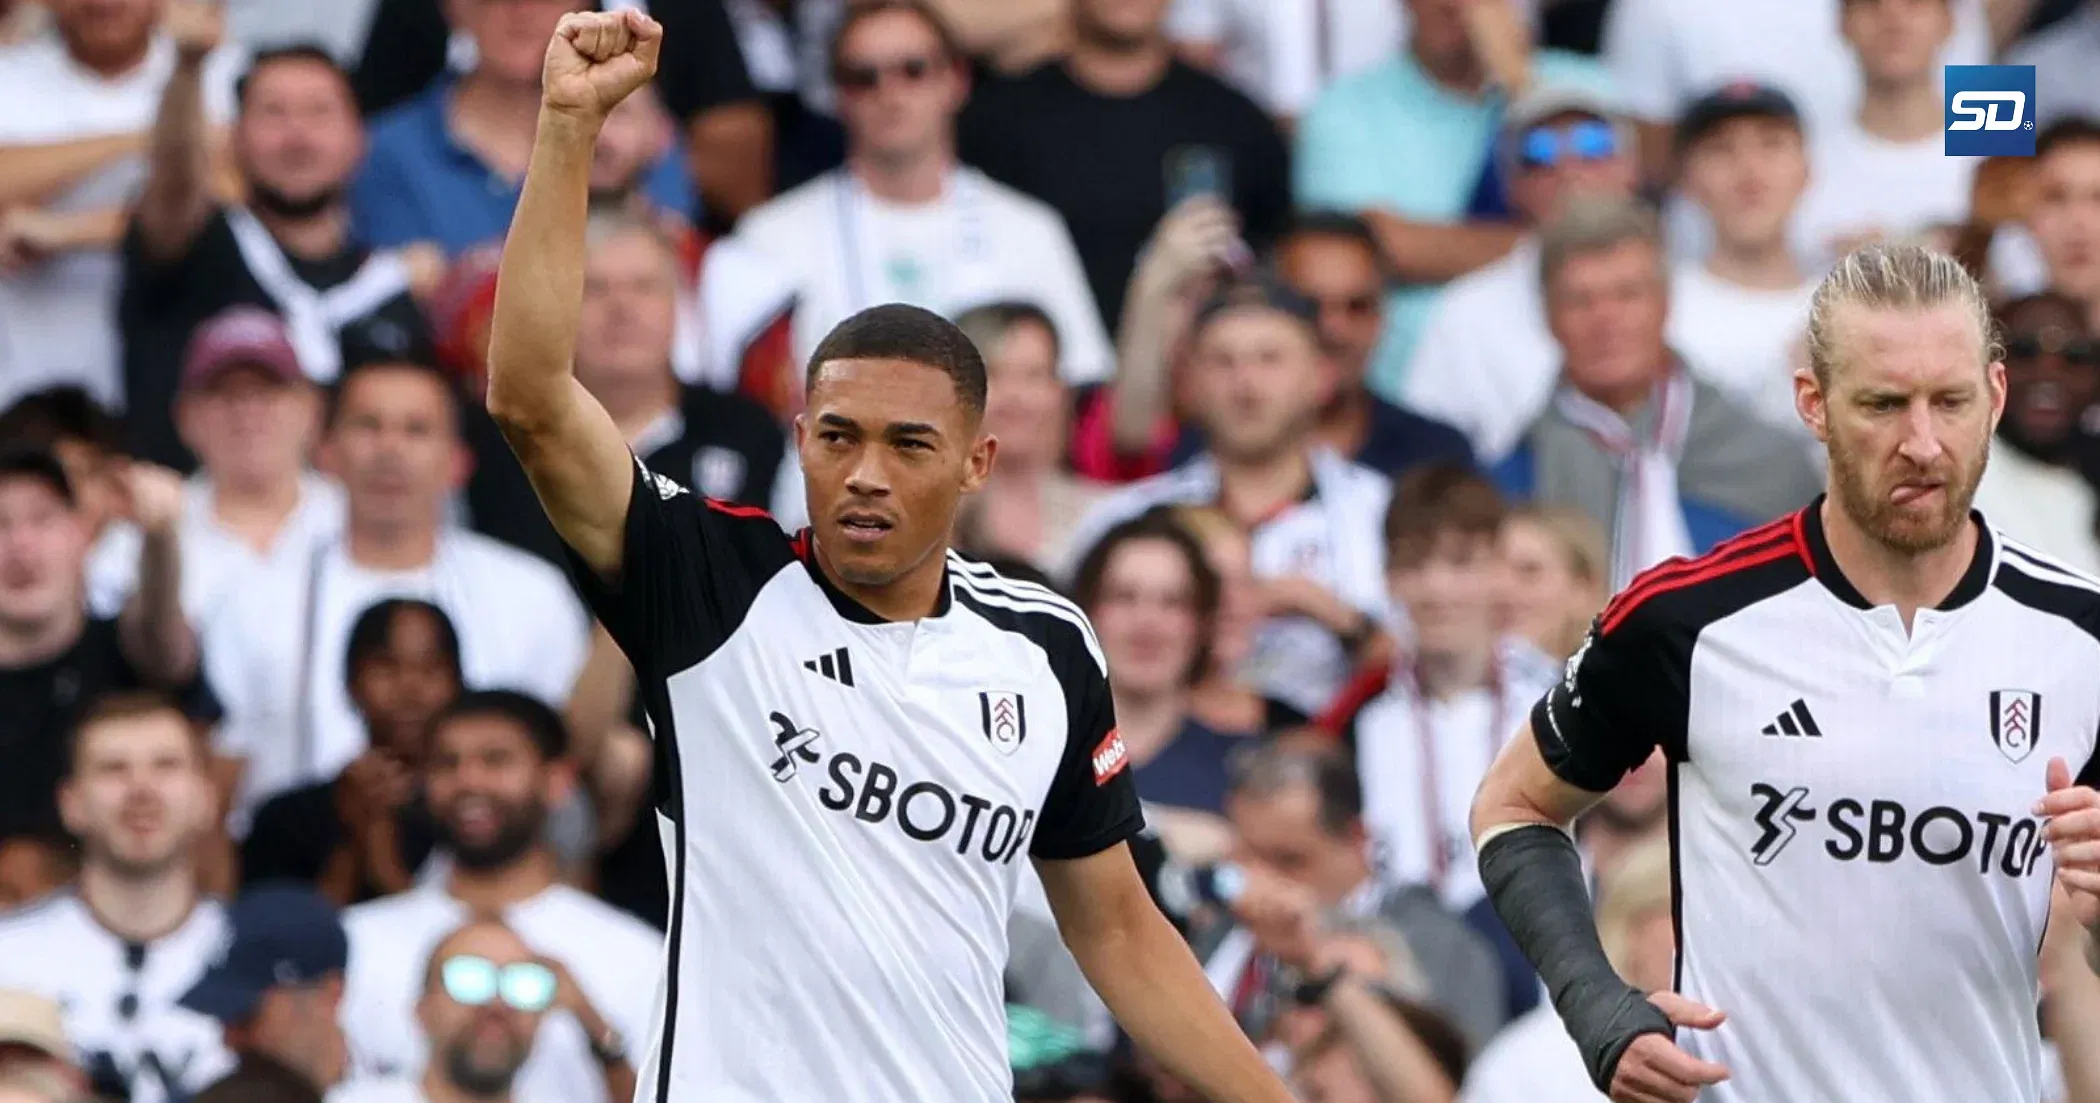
[1990,690,2042,764]
[981,691,1026,755]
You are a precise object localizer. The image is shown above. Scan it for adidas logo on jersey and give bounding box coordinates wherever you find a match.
[1761,699,1822,738]
[802,647,855,686]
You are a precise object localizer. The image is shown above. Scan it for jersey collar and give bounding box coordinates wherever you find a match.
[1798,494,1995,612]
[797,529,954,624]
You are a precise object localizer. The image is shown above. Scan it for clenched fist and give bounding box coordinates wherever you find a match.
[543,9,663,124]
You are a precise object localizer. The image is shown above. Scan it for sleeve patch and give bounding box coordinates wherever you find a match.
[1090,728,1130,785]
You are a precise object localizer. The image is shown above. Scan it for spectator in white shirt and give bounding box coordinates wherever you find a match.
[733,0,1115,384]
[1668,83,1817,432]
[2028,119,2100,331]
[339,693,658,1103]
[1973,291,2100,572]
[203,360,589,826]
[1401,84,1639,463]
[0,0,243,413]
[1792,0,1977,271]
[1165,0,1409,120]
[91,309,345,622]
[1459,836,1673,1103]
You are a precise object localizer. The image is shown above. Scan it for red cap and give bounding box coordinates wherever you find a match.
[180,307,304,392]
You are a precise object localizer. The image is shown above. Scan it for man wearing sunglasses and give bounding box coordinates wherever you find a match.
[1402,84,1639,465]
[1974,292,2100,572]
[735,0,1114,388]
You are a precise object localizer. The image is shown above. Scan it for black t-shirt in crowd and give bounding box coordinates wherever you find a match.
[118,209,434,471]
[0,617,222,841]
[467,383,789,568]
[240,780,438,904]
[958,60,1291,330]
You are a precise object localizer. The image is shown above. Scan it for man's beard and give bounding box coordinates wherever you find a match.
[443,1036,527,1098]
[435,796,546,872]
[1073,12,1155,53]
[1827,427,1988,554]
[248,180,343,221]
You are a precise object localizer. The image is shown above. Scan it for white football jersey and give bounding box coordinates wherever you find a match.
[1536,501,2100,1102]
[560,457,1145,1103]
[0,895,234,1103]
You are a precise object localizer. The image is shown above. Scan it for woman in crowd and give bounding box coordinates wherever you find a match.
[1072,510,1255,860]
[1496,504,1609,662]
[953,302,1107,572]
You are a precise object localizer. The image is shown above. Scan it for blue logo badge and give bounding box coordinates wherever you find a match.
[1944,65,2036,156]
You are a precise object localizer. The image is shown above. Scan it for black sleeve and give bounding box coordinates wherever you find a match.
[1529,604,1687,794]
[648,0,758,119]
[350,0,451,116]
[560,454,797,677]
[239,786,337,888]
[1233,101,1292,250]
[1031,646,1146,860]
[120,207,234,307]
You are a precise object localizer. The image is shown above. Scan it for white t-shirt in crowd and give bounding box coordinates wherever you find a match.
[1401,238,1555,464]
[0,34,243,413]
[85,473,348,622]
[1460,1005,1604,1103]
[203,528,590,825]
[1975,443,2100,576]
[0,895,234,1103]
[1666,263,1814,433]
[1601,0,1986,134]
[340,883,665,1103]
[1163,0,1410,118]
[733,167,1116,385]
[1793,121,1979,270]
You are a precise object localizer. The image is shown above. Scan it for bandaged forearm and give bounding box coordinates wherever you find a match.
[1478,823,1671,1090]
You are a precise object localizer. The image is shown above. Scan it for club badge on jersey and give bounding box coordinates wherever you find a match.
[1989,690,2041,764]
[980,691,1026,756]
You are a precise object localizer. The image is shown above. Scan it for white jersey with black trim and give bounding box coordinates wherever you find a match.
[1534,499,2100,1103]
[0,894,233,1103]
[561,456,1144,1103]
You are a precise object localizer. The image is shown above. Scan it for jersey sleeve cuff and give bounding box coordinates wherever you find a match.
[1028,808,1147,862]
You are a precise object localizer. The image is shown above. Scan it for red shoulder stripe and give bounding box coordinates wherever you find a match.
[1598,516,1806,636]
[1597,516,1796,627]
[705,499,772,520]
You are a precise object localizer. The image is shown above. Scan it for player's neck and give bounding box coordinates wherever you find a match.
[79,862,199,944]
[421,1066,509,1103]
[0,600,87,667]
[1704,239,1802,291]
[445,847,558,914]
[812,537,951,621]
[1855,77,1944,143]
[849,144,955,204]
[1819,496,1980,628]
[212,471,302,551]
[1412,644,1494,701]
[346,521,439,571]
[1214,448,1312,528]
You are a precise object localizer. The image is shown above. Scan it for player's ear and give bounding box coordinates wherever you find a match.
[1985,359,2008,431]
[1794,365,1829,443]
[961,430,996,495]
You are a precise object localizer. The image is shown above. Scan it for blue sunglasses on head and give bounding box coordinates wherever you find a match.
[440,955,557,1013]
[1518,119,1620,169]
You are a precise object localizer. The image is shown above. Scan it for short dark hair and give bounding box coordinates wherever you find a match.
[235,43,350,108]
[827,0,964,80]
[344,599,464,692]
[806,303,988,414]
[1279,210,1381,257]
[326,359,463,432]
[953,300,1062,366]
[0,447,76,507]
[430,689,569,762]
[0,386,126,458]
[1225,741,1363,838]
[1383,463,1507,566]
[66,691,205,778]
[2036,116,2100,161]
[1071,510,1220,687]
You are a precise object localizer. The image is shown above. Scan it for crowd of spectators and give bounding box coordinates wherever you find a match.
[4,0,2100,1101]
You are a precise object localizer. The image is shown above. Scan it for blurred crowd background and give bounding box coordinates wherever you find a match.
[3,0,2100,1101]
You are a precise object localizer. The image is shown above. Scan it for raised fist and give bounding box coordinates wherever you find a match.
[165,0,225,62]
[542,9,663,123]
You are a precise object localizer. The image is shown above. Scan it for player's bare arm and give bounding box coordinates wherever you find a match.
[2039,755,2100,973]
[1472,727,1730,1103]
[484,9,664,576]
[1034,846,1300,1103]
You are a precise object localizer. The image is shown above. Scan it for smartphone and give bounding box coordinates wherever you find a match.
[1165,145,1233,208]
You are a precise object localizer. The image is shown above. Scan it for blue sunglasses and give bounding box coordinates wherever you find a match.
[440,955,557,1013]
[1518,120,1620,169]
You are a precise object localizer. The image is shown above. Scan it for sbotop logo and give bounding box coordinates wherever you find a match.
[1944,65,2036,157]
